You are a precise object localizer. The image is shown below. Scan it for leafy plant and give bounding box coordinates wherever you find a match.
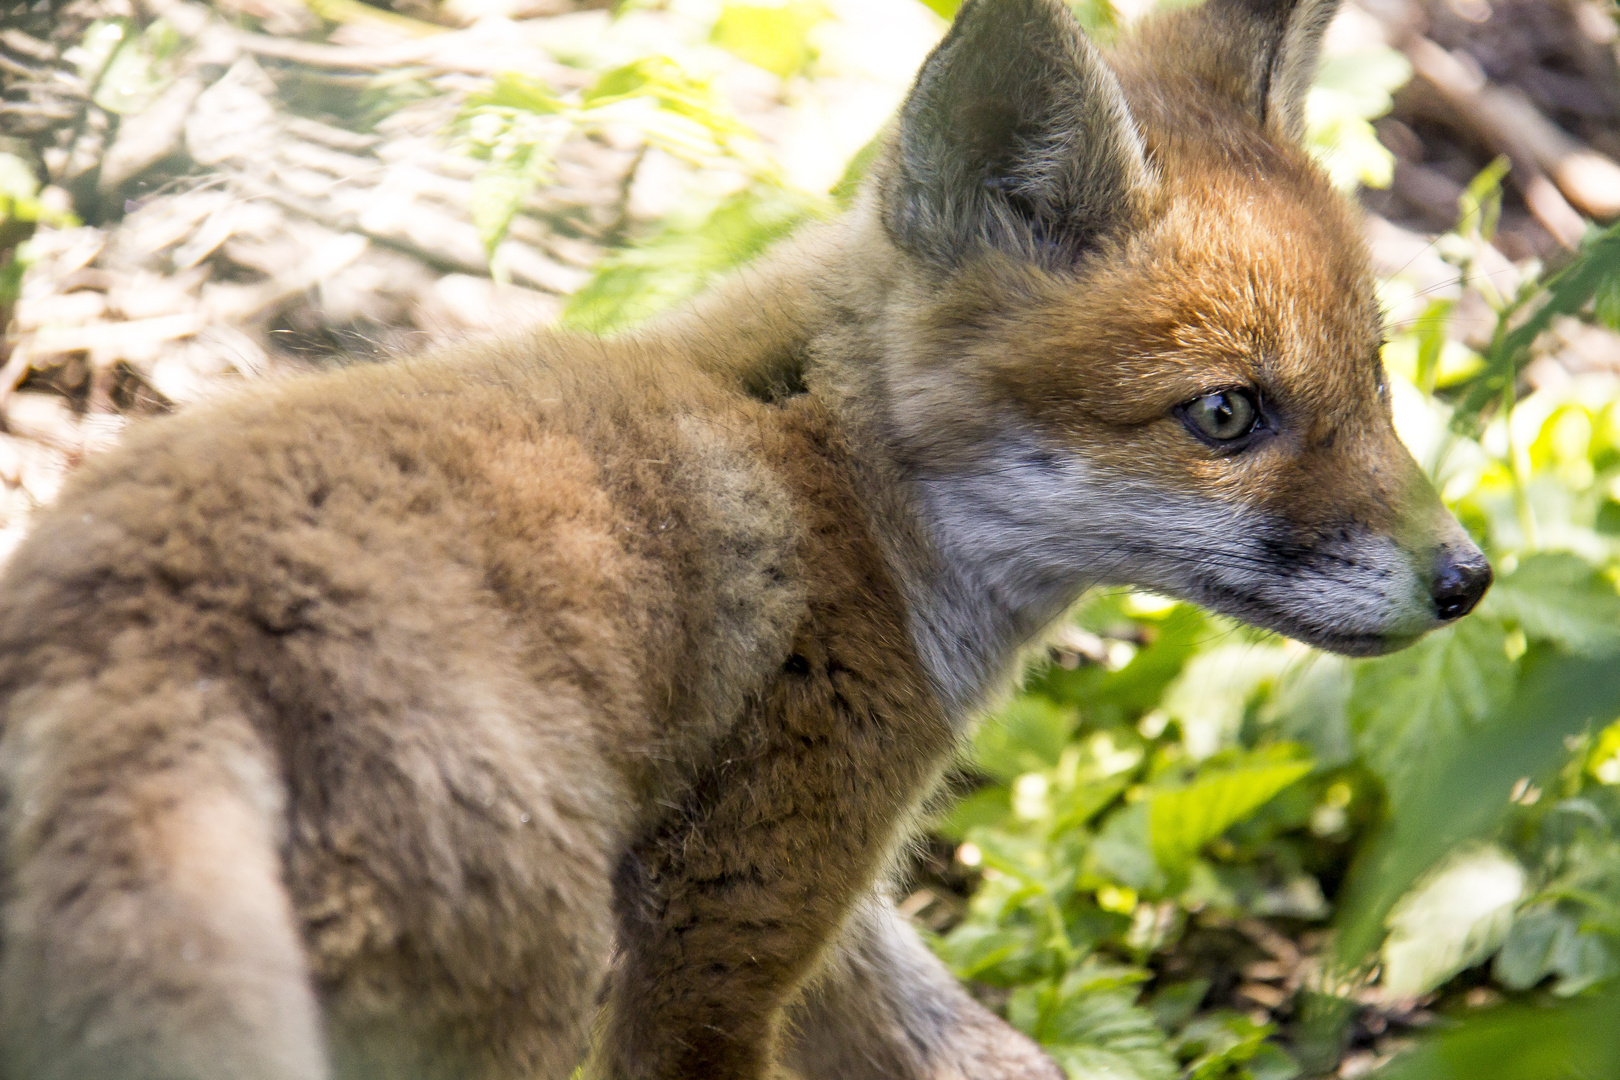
[455,59,770,263]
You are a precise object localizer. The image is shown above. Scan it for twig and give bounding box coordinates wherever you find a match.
[1403,36,1620,242]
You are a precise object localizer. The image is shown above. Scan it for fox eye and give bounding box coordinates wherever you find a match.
[1179,389,1261,447]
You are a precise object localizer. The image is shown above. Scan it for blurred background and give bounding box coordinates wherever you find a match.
[2,0,1619,1075]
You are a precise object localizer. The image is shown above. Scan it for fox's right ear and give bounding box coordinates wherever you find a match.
[881,0,1153,268]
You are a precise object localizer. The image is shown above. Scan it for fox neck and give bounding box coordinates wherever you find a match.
[664,220,1110,719]
[707,226,1103,716]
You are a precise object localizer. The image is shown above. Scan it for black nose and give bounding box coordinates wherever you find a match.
[1431,549,1493,621]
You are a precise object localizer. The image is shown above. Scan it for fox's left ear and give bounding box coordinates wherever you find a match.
[1174,0,1343,142]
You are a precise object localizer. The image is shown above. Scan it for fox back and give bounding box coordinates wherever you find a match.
[0,1,1489,1078]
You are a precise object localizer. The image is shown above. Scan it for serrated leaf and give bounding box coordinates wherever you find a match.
[1175,1011,1274,1079]
[1337,649,1620,965]
[1348,615,1516,801]
[1027,988,1178,1080]
[1483,551,1620,657]
[1148,756,1313,873]
[1381,845,1524,997]
[934,921,1042,982]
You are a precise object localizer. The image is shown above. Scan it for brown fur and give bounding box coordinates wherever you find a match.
[0,0,1488,1077]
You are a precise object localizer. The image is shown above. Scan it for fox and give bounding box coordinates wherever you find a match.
[0,0,1492,1076]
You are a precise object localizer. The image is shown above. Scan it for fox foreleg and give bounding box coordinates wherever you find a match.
[783,895,1063,1080]
[596,639,956,1078]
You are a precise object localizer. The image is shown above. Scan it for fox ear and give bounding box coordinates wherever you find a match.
[1174,0,1342,141]
[882,0,1152,268]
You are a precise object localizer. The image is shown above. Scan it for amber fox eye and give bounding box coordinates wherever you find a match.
[1177,389,1263,448]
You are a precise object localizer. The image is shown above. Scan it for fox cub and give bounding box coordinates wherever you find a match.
[0,0,1490,1076]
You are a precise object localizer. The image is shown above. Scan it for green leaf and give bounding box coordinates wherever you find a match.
[1348,615,1517,802]
[92,17,184,115]
[1148,754,1313,873]
[935,921,1044,982]
[1495,906,1619,997]
[1090,802,1166,894]
[711,2,829,79]
[975,697,1078,783]
[468,72,565,114]
[1174,1011,1275,1079]
[562,184,823,334]
[1371,984,1620,1080]
[1249,1043,1304,1080]
[1148,979,1209,1034]
[1380,845,1524,997]
[1457,155,1511,243]
[1483,552,1620,657]
[470,163,546,259]
[1026,987,1178,1080]
[1336,648,1620,964]
[1451,219,1620,435]
[1159,642,1294,759]
[1596,267,1620,331]
[1494,906,1575,990]
[935,784,1012,840]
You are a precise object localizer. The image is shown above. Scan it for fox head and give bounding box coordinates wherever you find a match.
[851,0,1491,696]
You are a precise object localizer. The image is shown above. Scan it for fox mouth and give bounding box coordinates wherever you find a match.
[1195,581,1428,658]
[1285,625,1422,658]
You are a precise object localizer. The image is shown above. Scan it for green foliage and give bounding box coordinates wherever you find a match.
[1347,615,1516,801]
[0,149,77,304]
[914,0,1119,36]
[1303,48,1412,191]
[1450,217,1620,437]
[1482,552,1620,657]
[560,183,826,334]
[1372,984,1620,1080]
[1149,754,1314,875]
[456,59,767,260]
[711,2,830,78]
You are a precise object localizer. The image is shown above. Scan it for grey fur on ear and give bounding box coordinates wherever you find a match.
[1197,0,1342,141]
[881,0,1153,268]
